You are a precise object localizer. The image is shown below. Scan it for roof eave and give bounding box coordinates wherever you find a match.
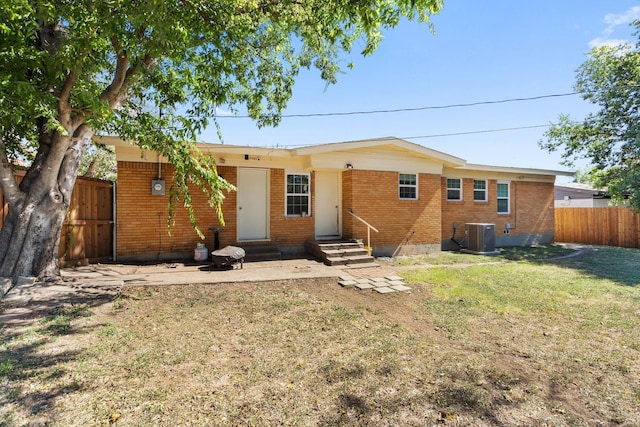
[460,163,574,177]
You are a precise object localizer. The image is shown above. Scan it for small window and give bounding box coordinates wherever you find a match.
[447,178,462,201]
[497,182,510,213]
[286,173,310,216]
[399,173,418,200]
[473,179,487,201]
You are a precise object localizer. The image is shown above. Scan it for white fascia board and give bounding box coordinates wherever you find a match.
[95,135,134,147]
[196,144,292,158]
[96,135,293,158]
[458,163,574,177]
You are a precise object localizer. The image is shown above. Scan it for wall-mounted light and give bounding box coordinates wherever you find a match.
[345,163,353,169]
[219,157,225,164]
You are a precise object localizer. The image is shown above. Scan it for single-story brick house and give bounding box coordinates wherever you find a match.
[100,136,572,262]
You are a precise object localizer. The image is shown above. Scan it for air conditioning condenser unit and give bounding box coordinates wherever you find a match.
[462,223,500,255]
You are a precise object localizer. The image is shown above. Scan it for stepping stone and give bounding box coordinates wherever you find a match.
[339,280,357,288]
[356,278,372,284]
[387,280,406,286]
[374,286,396,294]
[390,285,412,292]
[373,282,391,288]
[355,283,375,290]
[339,275,356,281]
[385,275,403,281]
[370,277,387,282]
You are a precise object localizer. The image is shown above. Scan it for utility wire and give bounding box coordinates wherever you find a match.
[401,124,552,140]
[219,92,580,119]
[273,123,555,147]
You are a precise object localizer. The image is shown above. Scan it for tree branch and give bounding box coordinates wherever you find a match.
[99,35,130,107]
[0,136,23,205]
[58,70,80,124]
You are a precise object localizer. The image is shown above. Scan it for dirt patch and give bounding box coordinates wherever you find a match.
[2,249,639,426]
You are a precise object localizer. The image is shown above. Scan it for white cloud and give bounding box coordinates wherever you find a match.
[588,6,640,49]
[215,107,233,116]
[603,6,640,35]
[588,37,632,49]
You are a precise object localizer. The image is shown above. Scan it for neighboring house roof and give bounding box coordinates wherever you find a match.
[98,135,573,180]
[555,183,610,199]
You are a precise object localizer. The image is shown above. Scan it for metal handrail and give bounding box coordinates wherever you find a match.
[347,210,379,253]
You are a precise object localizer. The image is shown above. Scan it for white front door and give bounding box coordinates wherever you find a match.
[237,168,269,241]
[315,171,341,238]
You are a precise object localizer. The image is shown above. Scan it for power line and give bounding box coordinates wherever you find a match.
[271,123,555,147]
[401,124,552,140]
[219,92,580,119]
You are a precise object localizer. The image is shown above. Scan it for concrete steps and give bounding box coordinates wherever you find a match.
[239,244,282,262]
[305,240,378,268]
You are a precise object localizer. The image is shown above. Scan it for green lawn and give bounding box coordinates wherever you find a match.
[1,245,639,426]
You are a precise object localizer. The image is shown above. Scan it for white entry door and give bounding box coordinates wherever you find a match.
[237,168,269,241]
[315,171,341,238]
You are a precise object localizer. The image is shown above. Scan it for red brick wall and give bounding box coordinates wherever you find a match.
[342,170,442,250]
[269,169,315,247]
[117,163,318,258]
[117,162,556,259]
[116,162,237,259]
[440,178,555,240]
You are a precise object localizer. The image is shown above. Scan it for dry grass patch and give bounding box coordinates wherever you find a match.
[1,246,639,426]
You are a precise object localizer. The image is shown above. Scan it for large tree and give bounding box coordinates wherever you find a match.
[0,0,443,284]
[542,21,640,210]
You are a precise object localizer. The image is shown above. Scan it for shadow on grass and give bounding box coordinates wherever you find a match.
[497,245,640,286]
[0,295,115,424]
[315,358,534,426]
[547,246,640,286]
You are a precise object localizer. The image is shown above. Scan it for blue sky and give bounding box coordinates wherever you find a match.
[199,2,640,181]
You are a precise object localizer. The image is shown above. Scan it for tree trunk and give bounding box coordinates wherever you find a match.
[0,131,88,285]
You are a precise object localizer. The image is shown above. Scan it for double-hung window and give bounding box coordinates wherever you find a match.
[399,173,418,200]
[447,178,462,201]
[286,173,310,216]
[497,181,510,213]
[473,179,487,201]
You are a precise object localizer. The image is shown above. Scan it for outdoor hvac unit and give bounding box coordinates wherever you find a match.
[464,223,499,255]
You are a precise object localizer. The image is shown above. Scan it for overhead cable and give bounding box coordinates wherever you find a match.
[219,92,580,119]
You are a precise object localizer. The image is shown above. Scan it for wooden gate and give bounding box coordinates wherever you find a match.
[1,171,114,265]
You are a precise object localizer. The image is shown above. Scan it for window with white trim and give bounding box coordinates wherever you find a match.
[497,181,510,213]
[286,173,310,216]
[399,173,418,200]
[447,178,462,201]
[473,179,487,201]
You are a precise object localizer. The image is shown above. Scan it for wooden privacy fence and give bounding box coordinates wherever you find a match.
[555,207,640,248]
[1,171,114,265]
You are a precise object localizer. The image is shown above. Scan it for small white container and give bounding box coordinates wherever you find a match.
[194,243,208,262]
